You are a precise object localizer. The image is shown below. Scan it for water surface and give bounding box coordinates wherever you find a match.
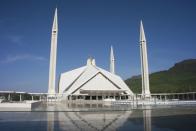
[0,104,196,131]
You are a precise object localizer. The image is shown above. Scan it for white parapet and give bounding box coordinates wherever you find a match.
[0,101,41,111]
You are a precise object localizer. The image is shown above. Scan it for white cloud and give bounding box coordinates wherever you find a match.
[0,54,47,64]
[7,35,24,45]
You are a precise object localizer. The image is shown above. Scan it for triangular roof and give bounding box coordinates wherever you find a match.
[59,60,134,95]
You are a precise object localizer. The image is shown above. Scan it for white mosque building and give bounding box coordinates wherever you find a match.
[47,8,150,101]
[58,58,134,101]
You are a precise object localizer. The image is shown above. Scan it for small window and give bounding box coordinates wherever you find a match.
[92,96,96,100]
[98,96,102,100]
[85,96,90,100]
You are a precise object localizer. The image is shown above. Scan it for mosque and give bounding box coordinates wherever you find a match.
[47,8,150,101]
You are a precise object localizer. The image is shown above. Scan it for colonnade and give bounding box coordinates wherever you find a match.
[67,95,129,101]
[0,92,46,102]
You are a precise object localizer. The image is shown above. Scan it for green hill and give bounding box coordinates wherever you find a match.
[125,59,196,93]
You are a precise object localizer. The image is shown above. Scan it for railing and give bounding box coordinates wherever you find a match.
[2,92,196,105]
[0,92,48,102]
[110,92,196,106]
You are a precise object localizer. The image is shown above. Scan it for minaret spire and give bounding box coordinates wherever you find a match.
[140,20,151,98]
[52,8,58,31]
[48,8,58,96]
[110,45,115,74]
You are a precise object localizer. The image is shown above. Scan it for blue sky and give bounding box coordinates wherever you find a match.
[0,0,195,92]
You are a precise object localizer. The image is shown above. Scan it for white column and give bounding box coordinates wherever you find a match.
[140,21,151,98]
[90,96,92,100]
[164,95,167,101]
[48,8,58,96]
[20,94,22,102]
[8,94,11,101]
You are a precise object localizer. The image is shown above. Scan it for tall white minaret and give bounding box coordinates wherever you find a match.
[48,8,58,95]
[110,45,115,74]
[140,21,151,98]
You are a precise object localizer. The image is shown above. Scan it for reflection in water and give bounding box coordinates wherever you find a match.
[46,104,153,131]
[1,106,196,131]
[47,103,56,131]
[59,111,131,131]
[143,109,151,131]
[47,110,132,131]
[46,110,153,131]
[47,112,54,131]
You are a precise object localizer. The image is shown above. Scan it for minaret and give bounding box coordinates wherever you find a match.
[140,21,151,98]
[110,45,115,74]
[48,8,58,96]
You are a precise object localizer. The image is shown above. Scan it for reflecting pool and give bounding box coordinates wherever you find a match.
[0,105,196,131]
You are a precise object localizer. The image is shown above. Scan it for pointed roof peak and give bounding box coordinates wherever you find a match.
[110,45,115,60]
[54,7,58,18]
[140,20,146,42]
[52,7,58,31]
[140,20,143,26]
[110,45,114,52]
[140,20,144,32]
[110,45,113,51]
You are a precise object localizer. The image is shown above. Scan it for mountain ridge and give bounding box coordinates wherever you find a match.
[125,59,196,93]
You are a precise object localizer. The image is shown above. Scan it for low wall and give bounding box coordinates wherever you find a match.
[0,101,42,111]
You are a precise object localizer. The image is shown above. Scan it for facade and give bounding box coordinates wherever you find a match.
[58,58,134,101]
[47,8,151,101]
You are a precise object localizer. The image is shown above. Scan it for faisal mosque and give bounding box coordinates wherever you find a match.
[47,8,151,101]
